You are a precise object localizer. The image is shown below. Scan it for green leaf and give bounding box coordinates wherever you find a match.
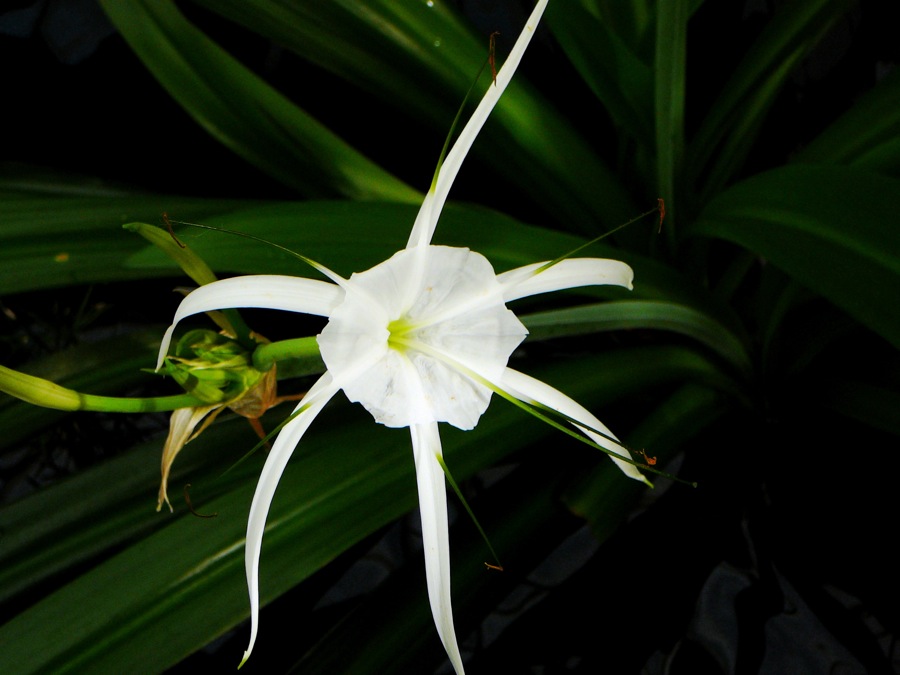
[654,0,689,243]
[0,192,742,343]
[184,0,635,232]
[689,0,857,200]
[545,2,653,141]
[186,0,480,129]
[97,0,417,201]
[0,414,261,607]
[0,191,258,294]
[0,346,728,672]
[793,66,900,175]
[294,462,580,674]
[0,331,164,450]
[815,378,900,437]
[522,300,752,375]
[125,201,739,325]
[564,383,728,541]
[0,162,149,198]
[687,164,900,349]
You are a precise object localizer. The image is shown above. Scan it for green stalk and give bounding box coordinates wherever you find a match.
[1,364,203,413]
[252,337,322,372]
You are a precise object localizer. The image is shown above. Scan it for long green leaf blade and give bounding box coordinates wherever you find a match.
[793,66,900,175]
[0,347,726,673]
[0,191,258,294]
[522,300,751,374]
[687,164,900,348]
[689,0,856,199]
[185,0,636,232]
[654,0,689,244]
[97,0,417,201]
[546,2,653,141]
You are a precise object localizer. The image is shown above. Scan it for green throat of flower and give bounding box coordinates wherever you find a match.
[386,316,421,353]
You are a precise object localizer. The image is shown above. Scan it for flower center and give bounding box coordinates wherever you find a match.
[318,245,527,430]
[386,316,419,352]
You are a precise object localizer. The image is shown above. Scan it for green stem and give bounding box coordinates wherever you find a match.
[75,393,203,413]
[3,335,324,414]
[252,337,322,372]
[1,364,203,413]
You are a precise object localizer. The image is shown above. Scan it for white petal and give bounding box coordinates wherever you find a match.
[156,275,343,369]
[410,423,464,674]
[332,344,493,431]
[407,189,438,250]
[413,301,525,381]
[335,348,429,428]
[497,258,634,302]
[498,367,648,483]
[403,247,508,326]
[406,0,549,249]
[241,372,341,667]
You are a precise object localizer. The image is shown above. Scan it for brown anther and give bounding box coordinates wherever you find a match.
[489,32,501,85]
[163,212,187,248]
[639,449,657,466]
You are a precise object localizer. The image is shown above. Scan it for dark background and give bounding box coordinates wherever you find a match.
[2,1,898,673]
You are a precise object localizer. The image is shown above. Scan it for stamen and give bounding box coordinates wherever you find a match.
[489,31,501,85]
[163,211,187,248]
[184,483,218,519]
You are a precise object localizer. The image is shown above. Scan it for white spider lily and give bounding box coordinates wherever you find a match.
[156,1,644,671]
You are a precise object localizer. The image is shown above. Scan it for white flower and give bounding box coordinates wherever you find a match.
[156,1,644,671]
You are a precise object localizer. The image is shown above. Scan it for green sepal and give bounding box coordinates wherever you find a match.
[161,330,266,404]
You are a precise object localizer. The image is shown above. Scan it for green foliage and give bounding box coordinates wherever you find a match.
[2,0,897,672]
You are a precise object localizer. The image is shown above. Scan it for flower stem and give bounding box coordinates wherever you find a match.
[1,364,203,413]
[252,337,322,373]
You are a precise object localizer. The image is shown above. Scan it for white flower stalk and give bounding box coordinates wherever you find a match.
[156,1,645,671]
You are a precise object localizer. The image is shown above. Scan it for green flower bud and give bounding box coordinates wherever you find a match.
[161,329,266,404]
